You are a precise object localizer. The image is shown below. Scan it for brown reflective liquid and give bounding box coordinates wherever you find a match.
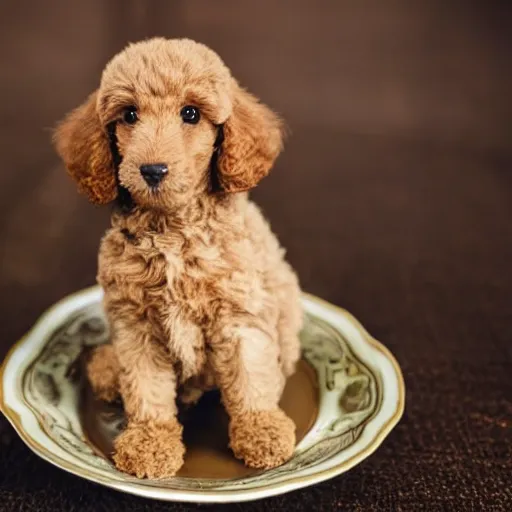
[81,359,319,479]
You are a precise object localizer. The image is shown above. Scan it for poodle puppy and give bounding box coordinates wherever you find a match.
[54,38,302,479]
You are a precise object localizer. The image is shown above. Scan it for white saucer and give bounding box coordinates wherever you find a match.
[0,286,404,503]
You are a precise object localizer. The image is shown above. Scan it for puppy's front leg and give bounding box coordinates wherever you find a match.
[110,318,184,479]
[210,322,296,469]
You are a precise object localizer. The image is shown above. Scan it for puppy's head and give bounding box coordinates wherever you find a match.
[54,38,284,210]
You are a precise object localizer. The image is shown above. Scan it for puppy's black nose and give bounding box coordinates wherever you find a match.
[140,163,168,187]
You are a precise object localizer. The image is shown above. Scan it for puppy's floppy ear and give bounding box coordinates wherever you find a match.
[54,91,117,204]
[217,86,284,193]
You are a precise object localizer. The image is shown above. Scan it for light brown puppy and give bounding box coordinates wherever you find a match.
[55,38,302,479]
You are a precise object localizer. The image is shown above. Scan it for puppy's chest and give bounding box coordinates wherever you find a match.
[153,231,257,317]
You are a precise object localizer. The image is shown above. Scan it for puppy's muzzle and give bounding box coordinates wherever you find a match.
[140,163,168,187]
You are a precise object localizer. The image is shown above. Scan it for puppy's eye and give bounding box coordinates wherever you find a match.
[123,106,138,125]
[180,105,200,124]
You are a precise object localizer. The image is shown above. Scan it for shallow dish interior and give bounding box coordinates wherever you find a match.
[82,358,320,480]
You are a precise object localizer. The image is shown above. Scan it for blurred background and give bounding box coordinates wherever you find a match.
[0,1,511,510]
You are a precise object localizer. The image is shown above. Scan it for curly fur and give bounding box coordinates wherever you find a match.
[86,344,120,402]
[113,419,185,479]
[229,409,296,469]
[54,38,302,478]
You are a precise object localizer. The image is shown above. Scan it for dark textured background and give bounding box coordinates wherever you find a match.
[0,1,511,510]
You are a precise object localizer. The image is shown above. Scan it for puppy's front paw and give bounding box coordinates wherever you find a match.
[229,408,296,469]
[113,420,185,478]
